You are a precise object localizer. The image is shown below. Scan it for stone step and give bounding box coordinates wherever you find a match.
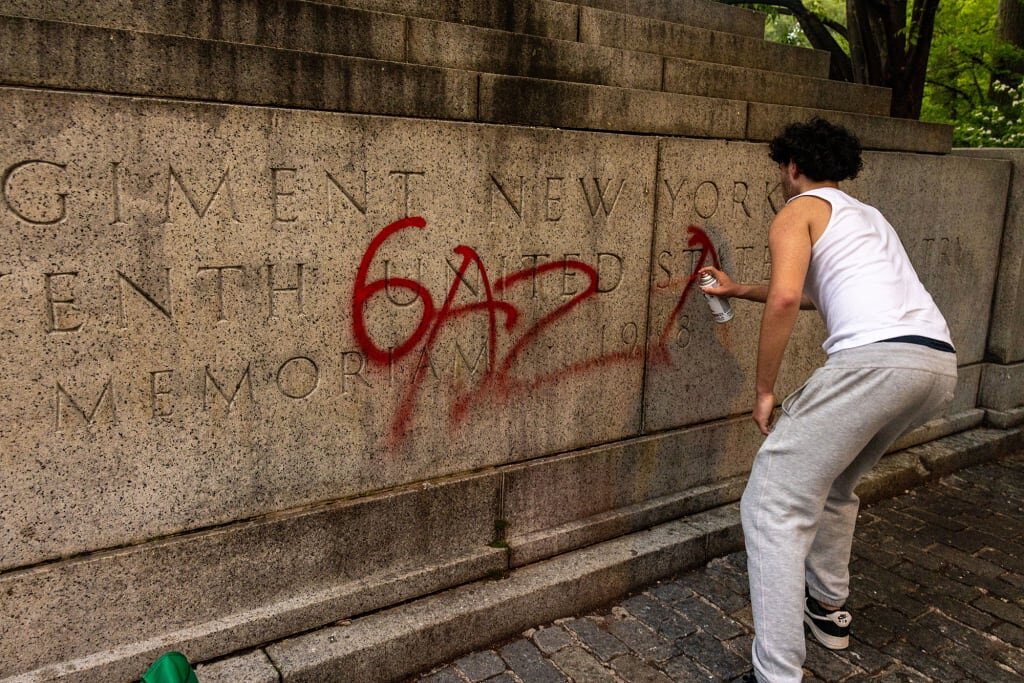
[580,5,830,79]
[0,15,947,152]
[0,0,825,90]
[481,76,951,153]
[0,8,887,124]
[312,0,767,39]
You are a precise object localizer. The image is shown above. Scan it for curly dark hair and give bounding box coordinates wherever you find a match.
[769,118,863,182]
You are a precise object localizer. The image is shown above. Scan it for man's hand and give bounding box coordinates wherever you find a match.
[698,266,742,298]
[753,392,776,435]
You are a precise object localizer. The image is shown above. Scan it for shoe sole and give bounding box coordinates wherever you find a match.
[804,613,849,650]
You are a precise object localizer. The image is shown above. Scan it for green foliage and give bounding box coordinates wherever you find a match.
[917,0,1024,145]
[951,81,1024,146]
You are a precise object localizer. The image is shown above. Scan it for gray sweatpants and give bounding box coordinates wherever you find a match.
[742,342,957,682]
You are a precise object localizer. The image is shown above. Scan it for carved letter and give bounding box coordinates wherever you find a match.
[271,167,298,223]
[561,253,581,296]
[150,369,174,418]
[197,265,244,321]
[693,181,720,219]
[389,170,425,217]
[44,272,84,333]
[163,165,239,223]
[326,170,368,217]
[521,253,550,298]
[110,161,127,225]
[596,253,624,293]
[733,181,752,218]
[276,356,319,399]
[656,250,673,289]
[341,350,371,394]
[489,173,524,219]
[56,379,114,430]
[578,178,625,217]
[662,178,685,217]
[2,160,68,225]
[117,269,173,328]
[545,177,563,222]
[267,263,305,318]
[204,364,253,412]
[383,258,424,307]
[455,339,487,378]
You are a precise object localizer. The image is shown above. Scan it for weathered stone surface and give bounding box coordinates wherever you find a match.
[0,0,407,61]
[0,88,656,571]
[0,15,477,119]
[573,0,766,38]
[747,103,954,154]
[955,149,1024,363]
[314,0,580,39]
[643,140,1006,430]
[195,650,279,683]
[0,472,505,680]
[663,58,891,115]
[579,6,827,79]
[980,361,1024,411]
[406,16,663,89]
[264,512,725,682]
[502,420,756,566]
[478,74,748,137]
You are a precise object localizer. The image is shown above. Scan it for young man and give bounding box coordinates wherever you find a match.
[700,118,958,682]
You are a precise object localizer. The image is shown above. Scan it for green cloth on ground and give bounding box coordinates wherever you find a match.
[141,652,198,683]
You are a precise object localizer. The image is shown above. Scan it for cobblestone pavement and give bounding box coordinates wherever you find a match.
[413,451,1024,682]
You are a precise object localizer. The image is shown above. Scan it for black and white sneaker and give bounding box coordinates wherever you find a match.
[804,589,851,650]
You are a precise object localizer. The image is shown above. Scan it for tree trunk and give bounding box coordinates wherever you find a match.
[993,0,1024,104]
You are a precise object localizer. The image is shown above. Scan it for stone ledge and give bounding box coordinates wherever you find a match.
[199,426,1023,681]
[263,508,734,682]
[986,407,1024,429]
[195,650,279,683]
[746,102,953,154]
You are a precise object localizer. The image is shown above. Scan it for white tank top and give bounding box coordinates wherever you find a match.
[795,187,952,354]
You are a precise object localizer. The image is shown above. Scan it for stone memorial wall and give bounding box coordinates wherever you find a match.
[1,0,1022,681]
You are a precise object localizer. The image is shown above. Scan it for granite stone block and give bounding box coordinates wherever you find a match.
[0,87,655,570]
[573,0,766,38]
[313,0,580,40]
[502,419,757,566]
[579,6,828,79]
[663,58,891,115]
[956,150,1024,363]
[0,0,407,62]
[0,471,504,679]
[747,103,954,154]
[478,73,748,137]
[195,650,279,683]
[980,361,1024,411]
[265,514,719,682]
[405,16,663,89]
[0,15,477,119]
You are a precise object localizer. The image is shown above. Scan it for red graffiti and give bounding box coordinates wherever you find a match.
[351,217,720,444]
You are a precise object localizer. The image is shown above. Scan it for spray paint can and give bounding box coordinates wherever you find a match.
[698,271,734,323]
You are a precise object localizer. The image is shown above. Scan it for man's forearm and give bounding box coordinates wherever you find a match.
[755,296,802,396]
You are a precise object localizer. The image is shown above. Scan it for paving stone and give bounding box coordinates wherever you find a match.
[608,654,673,683]
[927,542,1008,579]
[532,625,573,655]
[420,666,466,683]
[803,640,866,681]
[498,640,567,683]
[660,653,716,681]
[843,636,897,674]
[646,580,692,604]
[673,595,744,640]
[882,640,969,681]
[993,621,1024,647]
[671,629,749,680]
[620,594,697,640]
[482,675,516,683]
[973,595,1024,626]
[605,615,676,661]
[936,647,1021,681]
[549,645,618,683]
[456,650,507,682]
[563,617,629,662]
